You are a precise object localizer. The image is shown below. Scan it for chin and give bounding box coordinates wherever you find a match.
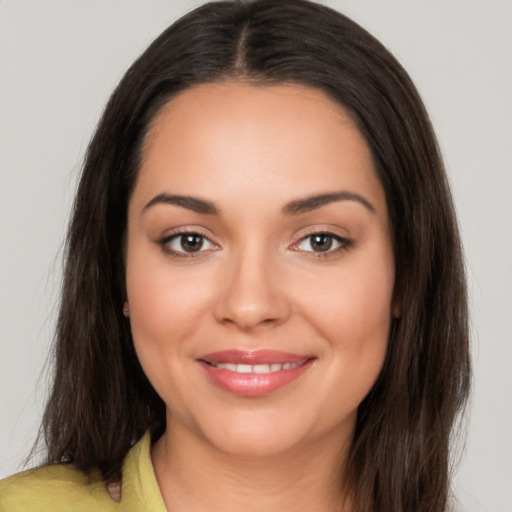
[193,406,352,459]
[207,425,308,458]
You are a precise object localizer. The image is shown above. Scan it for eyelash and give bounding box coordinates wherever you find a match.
[158,230,218,258]
[291,229,352,258]
[158,229,352,258]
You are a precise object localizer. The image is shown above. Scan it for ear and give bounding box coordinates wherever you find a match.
[123,301,130,317]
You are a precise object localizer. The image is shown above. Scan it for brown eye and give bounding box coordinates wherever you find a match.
[293,232,351,255]
[310,234,333,252]
[180,234,204,252]
[160,232,217,256]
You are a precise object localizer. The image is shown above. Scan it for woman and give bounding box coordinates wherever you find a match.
[0,1,470,511]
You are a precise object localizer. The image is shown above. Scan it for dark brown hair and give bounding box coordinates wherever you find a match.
[39,1,470,511]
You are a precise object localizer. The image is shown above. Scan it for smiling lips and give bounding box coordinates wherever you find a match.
[197,350,315,397]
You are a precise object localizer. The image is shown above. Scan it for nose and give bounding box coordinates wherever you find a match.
[213,245,291,331]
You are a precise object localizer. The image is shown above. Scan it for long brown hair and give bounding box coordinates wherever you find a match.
[40,1,470,511]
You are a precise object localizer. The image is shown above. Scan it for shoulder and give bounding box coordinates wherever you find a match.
[0,432,165,512]
[0,464,118,512]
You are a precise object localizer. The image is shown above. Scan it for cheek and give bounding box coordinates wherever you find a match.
[124,238,216,374]
[302,253,393,335]
[298,252,394,390]
[338,270,394,342]
[127,265,211,348]
[125,255,218,416]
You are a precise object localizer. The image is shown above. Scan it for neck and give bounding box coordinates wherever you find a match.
[151,418,353,512]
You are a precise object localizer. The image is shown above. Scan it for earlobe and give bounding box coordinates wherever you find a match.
[123,301,130,317]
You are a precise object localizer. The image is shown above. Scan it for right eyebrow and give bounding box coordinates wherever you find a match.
[142,193,220,215]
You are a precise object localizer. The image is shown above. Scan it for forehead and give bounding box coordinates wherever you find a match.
[134,82,386,217]
[144,82,359,164]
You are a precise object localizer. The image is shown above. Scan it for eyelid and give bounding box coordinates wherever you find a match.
[289,226,352,255]
[158,227,220,257]
[156,225,351,258]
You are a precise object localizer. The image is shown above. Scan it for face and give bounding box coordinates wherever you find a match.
[125,83,395,457]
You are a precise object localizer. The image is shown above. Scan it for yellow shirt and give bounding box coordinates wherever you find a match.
[0,432,167,511]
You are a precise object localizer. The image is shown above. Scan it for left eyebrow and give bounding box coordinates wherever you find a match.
[282,191,376,215]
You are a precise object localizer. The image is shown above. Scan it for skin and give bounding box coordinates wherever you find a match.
[125,82,396,512]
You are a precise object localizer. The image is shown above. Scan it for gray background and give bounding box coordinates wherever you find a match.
[1,1,511,510]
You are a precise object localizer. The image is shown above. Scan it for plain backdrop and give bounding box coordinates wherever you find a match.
[1,1,511,511]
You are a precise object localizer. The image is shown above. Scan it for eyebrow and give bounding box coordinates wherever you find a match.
[142,194,219,215]
[282,191,375,215]
[142,190,375,216]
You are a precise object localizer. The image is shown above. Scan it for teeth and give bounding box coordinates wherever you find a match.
[253,364,270,374]
[214,362,302,373]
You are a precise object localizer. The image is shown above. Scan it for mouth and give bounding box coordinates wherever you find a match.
[197,350,316,397]
[203,361,305,373]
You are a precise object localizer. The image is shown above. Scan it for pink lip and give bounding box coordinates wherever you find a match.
[197,350,315,397]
